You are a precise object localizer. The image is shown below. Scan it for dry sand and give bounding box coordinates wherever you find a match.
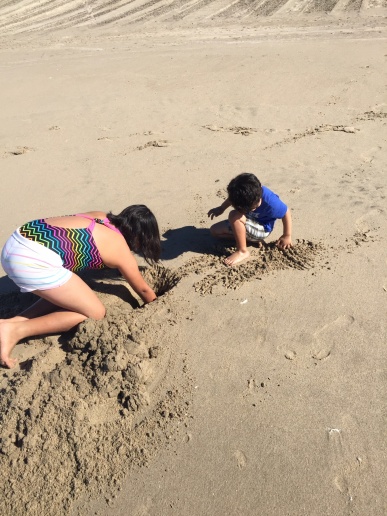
[0,2,386,515]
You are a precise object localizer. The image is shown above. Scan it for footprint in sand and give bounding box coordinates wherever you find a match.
[284,350,297,360]
[311,314,354,361]
[355,209,381,234]
[326,414,371,503]
[233,449,247,469]
[133,497,153,516]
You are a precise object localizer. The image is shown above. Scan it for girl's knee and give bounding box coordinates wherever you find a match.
[89,304,106,320]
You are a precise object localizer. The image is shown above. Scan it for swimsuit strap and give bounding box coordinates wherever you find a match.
[75,213,96,231]
[74,214,122,235]
[99,218,122,235]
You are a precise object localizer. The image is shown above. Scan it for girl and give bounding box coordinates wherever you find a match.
[0,205,160,368]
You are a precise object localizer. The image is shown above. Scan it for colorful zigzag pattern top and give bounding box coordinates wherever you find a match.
[19,219,105,272]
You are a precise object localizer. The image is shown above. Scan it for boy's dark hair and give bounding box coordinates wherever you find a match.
[227,173,262,213]
[107,205,161,264]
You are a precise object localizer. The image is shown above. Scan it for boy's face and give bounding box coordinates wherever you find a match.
[250,199,262,211]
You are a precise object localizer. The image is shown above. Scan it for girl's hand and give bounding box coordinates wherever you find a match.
[207,206,224,219]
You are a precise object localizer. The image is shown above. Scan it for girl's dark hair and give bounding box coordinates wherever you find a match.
[107,205,161,264]
[227,173,262,214]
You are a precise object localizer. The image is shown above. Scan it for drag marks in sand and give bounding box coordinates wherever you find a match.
[0,0,383,34]
[178,239,325,294]
[135,140,170,151]
[203,124,258,136]
[264,123,359,150]
[2,146,35,158]
[264,109,386,151]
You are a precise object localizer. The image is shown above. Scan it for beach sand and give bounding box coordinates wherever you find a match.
[0,2,386,515]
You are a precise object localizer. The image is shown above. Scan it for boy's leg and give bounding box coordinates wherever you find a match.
[209,212,250,265]
[209,220,234,239]
[224,210,250,266]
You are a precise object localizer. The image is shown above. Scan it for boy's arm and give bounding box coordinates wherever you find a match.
[208,198,232,219]
[276,209,292,249]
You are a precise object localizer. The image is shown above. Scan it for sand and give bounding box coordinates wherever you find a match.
[0,2,386,515]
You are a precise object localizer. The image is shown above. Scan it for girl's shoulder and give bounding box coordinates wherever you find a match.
[81,210,107,218]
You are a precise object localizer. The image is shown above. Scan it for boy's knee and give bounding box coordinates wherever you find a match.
[228,210,245,224]
[209,224,218,237]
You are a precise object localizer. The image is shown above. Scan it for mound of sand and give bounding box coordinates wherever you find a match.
[0,267,189,515]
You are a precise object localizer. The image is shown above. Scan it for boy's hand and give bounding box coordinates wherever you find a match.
[276,235,292,250]
[278,210,292,249]
[207,206,224,219]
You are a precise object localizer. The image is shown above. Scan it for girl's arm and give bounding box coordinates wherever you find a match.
[117,251,157,304]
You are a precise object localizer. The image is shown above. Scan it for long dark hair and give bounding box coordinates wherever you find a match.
[227,173,262,214]
[107,205,161,264]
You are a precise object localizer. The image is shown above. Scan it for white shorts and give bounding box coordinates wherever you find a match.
[245,218,271,241]
[1,230,72,293]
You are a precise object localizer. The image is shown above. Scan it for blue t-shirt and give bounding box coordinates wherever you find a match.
[246,186,287,232]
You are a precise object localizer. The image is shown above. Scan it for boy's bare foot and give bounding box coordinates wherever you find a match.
[0,322,19,368]
[224,249,250,266]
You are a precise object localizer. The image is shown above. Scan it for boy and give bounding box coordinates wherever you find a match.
[208,173,292,266]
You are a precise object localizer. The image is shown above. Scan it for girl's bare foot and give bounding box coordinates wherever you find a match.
[0,316,28,324]
[224,249,250,266]
[0,322,19,368]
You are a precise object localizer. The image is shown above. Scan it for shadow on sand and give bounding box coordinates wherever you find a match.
[161,226,214,260]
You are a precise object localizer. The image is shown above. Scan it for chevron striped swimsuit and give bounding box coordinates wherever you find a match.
[1,214,121,293]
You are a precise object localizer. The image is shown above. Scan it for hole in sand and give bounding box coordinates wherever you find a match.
[140,265,181,297]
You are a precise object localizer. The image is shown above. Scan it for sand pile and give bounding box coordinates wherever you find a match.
[0,267,187,516]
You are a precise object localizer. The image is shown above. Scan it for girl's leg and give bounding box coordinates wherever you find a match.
[0,274,105,369]
[0,299,61,324]
[224,211,250,266]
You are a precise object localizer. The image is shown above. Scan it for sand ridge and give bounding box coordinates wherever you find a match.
[0,0,386,36]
